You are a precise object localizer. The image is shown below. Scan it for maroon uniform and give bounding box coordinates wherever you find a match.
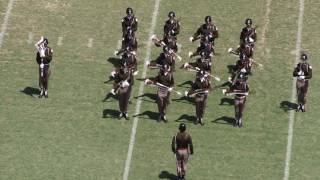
[186,72,211,125]
[172,123,194,180]
[293,54,312,112]
[122,8,138,37]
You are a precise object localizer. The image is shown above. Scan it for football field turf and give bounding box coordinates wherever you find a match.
[0,0,320,179]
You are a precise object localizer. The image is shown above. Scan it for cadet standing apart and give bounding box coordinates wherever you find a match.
[172,123,194,180]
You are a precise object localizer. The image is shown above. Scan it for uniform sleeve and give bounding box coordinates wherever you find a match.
[174,21,180,36]
[213,25,219,38]
[170,75,174,87]
[193,26,203,39]
[188,135,194,154]
[240,28,246,40]
[306,65,312,79]
[171,136,176,153]
[133,17,138,32]
[36,52,41,64]
[293,64,299,77]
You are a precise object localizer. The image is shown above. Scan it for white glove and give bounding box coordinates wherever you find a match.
[228,48,233,53]
[131,51,136,55]
[228,76,232,83]
[240,68,246,73]
[183,63,189,68]
[222,89,227,95]
[188,51,193,58]
[299,75,305,80]
[297,71,303,76]
[168,87,173,92]
[146,61,150,66]
[133,71,139,76]
[144,79,150,85]
[110,89,116,95]
[184,91,189,97]
[189,37,194,42]
[40,63,44,69]
[249,37,254,43]
[110,71,116,77]
[121,80,130,87]
[114,51,118,56]
[40,48,46,58]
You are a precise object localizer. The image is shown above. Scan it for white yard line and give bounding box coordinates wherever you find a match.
[122,0,161,180]
[27,32,33,44]
[259,0,272,48]
[0,0,16,48]
[57,36,63,46]
[87,38,93,48]
[284,0,305,180]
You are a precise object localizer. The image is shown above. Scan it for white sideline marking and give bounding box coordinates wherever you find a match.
[0,0,16,48]
[259,0,272,47]
[122,0,161,180]
[87,38,93,48]
[27,32,33,44]
[57,36,63,46]
[284,0,304,180]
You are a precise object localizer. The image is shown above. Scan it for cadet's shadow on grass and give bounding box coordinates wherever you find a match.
[20,86,40,97]
[227,64,235,73]
[172,96,193,105]
[217,81,231,88]
[134,110,158,121]
[219,97,234,105]
[102,109,119,118]
[102,93,117,102]
[159,170,178,180]
[177,80,193,88]
[175,114,195,123]
[134,93,157,103]
[212,116,235,126]
[280,101,297,112]
[107,57,121,68]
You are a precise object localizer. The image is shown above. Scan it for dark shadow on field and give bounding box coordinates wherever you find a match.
[102,93,117,102]
[20,87,40,97]
[134,110,158,121]
[212,116,235,126]
[177,80,193,88]
[217,81,231,88]
[134,93,157,101]
[280,101,297,112]
[159,170,178,180]
[175,114,195,123]
[107,57,121,68]
[227,64,235,73]
[219,97,234,105]
[102,109,119,118]
[134,93,157,103]
[172,96,193,104]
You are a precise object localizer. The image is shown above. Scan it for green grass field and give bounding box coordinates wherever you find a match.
[1,0,320,179]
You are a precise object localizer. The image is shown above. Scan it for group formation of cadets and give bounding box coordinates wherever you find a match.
[30,6,313,180]
[223,18,257,127]
[108,7,139,120]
